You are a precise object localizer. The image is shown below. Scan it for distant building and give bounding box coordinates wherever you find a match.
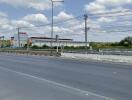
[12,32,28,48]
[29,37,88,47]
[11,33,89,48]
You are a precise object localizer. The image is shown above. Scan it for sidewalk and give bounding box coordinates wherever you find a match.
[61,53,132,64]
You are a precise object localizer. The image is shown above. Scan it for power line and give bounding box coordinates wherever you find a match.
[90,28,132,33]
[0,15,83,34]
[105,29,132,33]
[88,10,132,18]
[1,10,132,34]
[78,26,132,33]
[101,24,132,29]
[19,15,83,29]
[89,9,132,15]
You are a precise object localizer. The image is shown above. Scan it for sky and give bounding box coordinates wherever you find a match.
[0,0,132,42]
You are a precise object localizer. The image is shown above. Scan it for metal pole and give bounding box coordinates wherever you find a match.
[56,35,59,53]
[84,14,88,53]
[50,0,64,55]
[51,1,54,55]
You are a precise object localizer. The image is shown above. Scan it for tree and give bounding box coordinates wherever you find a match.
[120,36,132,47]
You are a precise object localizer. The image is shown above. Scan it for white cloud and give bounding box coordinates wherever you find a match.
[1,25,13,31]
[85,0,132,13]
[0,12,8,18]
[84,0,132,30]
[0,12,9,24]
[0,17,9,25]
[11,20,34,28]
[54,11,74,22]
[54,11,82,30]
[23,13,49,24]
[97,17,116,23]
[9,13,49,32]
[0,3,82,40]
[53,11,84,37]
[85,2,106,13]
[0,12,13,30]
[0,12,49,38]
[0,0,62,10]
[96,0,132,7]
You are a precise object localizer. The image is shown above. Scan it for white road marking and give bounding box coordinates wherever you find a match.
[0,66,115,100]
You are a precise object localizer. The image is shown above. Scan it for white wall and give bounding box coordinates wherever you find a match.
[32,41,89,47]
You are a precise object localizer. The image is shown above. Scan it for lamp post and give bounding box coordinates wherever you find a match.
[51,0,64,55]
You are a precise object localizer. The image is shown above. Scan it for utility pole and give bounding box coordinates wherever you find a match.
[84,14,88,53]
[51,1,54,55]
[84,14,90,53]
[17,28,20,48]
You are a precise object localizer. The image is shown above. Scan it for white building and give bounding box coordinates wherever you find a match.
[29,37,89,47]
[11,34,89,48]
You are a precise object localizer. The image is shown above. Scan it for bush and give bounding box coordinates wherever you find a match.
[42,45,49,49]
[31,45,39,49]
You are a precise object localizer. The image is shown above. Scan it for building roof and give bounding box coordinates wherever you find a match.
[30,37,73,41]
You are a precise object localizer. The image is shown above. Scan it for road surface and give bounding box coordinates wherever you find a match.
[0,53,132,100]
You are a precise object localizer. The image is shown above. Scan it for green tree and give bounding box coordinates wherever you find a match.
[120,36,132,47]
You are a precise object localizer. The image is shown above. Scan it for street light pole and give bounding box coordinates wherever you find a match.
[51,1,54,55]
[50,0,64,55]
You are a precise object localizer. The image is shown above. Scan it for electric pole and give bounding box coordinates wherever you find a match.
[84,14,88,53]
[51,1,54,55]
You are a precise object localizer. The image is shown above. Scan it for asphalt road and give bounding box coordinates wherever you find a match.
[0,53,132,100]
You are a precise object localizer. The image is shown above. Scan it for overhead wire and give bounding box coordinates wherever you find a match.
[1,10,132,35]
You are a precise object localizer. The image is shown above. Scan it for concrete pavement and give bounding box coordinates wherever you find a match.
[61,53,132,64]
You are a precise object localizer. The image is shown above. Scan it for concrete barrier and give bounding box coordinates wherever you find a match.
[0,50,61,57]
[61,53,132,63]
